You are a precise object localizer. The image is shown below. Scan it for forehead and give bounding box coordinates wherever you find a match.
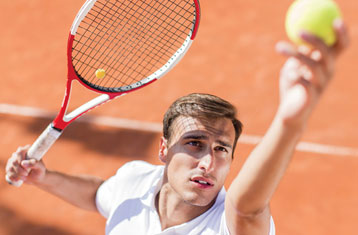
[169,116,235,142]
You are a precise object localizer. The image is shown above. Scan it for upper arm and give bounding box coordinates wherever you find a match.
[225,199,273,235]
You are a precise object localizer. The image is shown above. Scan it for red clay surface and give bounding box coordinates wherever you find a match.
[1,0,358,234]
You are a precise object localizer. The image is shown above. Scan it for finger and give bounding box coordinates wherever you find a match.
[276,40,327,78]
[14,145,30,161]
[299,31,330,62]
[21,159,38,171]
[7,160,29,177]
[280,57,298,81]
[6,150,29,178]
[276,41,296,57]
[8,150,28,169]
[6,167,28,182]
[18,145,30,154]
[11,151,24,163]
[6,155,21,173]
[332,19,349,57]
[5,174,24,187]
[277,41,320,77]
[276,41,317,67]
[6,173,21,183]
[276,41,331,91]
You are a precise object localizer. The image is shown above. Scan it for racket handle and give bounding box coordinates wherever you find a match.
[6,124,62,187]
[27,124,62,160]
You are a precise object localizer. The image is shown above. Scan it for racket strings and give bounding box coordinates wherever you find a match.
[103,0,165,87]
[87,1,190,56]
[120,0,194,87]
[75,1,165,85]
[74,0,132,81]
[112,0,182,87]
[72,0,197,92]
[76,0,193,85]
[94,0,190,85]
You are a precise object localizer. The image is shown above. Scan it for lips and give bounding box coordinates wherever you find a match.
[190,176,214,188]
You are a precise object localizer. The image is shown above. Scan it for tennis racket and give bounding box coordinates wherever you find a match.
[6,0,200,186]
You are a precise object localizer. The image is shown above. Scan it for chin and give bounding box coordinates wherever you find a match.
[182,191,216,207]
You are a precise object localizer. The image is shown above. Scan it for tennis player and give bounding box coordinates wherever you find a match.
[5,20,348,235]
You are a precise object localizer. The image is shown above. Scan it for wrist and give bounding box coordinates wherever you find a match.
[275,107,310,133]
[32,169,53,188]
[273,114,306,140]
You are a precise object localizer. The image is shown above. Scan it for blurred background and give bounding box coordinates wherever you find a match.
[1,0,357,234]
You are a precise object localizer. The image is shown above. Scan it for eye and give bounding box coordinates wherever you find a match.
[187,141,202,148]
[184,140,206,152]
[214,146,228,153]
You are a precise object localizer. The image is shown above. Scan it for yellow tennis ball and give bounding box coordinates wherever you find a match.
[95,69,106,79]
[285,0,342,46]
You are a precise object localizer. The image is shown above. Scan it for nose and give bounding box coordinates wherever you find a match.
[198,152,214,173]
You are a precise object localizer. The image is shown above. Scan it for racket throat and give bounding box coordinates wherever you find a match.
[53,91,112,130]
[63,93,111,122]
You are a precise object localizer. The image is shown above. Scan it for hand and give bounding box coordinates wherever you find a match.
[5,146,47,185]
[275,19,349,128]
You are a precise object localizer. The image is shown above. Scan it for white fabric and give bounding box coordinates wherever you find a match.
[96,160,275,235]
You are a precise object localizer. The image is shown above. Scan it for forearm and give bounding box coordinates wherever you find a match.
[35,170,104,212]
[227,115,304,215]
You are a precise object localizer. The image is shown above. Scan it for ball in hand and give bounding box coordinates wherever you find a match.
[285,0,342,46]
[95,69,106,79]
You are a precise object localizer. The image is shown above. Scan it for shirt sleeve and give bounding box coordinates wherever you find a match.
[95,171,119,218]
[95,162,135,218]
[95,160,158,218]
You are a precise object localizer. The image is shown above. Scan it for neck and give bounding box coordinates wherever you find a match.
[155,182,215,230]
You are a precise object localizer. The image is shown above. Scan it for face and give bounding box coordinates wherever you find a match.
[159,116,236,207]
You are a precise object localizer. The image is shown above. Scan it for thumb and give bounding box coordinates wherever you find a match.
[21,159,39,171]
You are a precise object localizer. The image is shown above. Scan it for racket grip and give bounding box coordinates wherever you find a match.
[27,124,62,160]
[6,124,62,187]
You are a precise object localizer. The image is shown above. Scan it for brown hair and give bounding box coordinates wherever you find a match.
[163,93,243,153]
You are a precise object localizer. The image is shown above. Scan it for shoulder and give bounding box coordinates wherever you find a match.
[115,160,160,176]
[111,160,163,184]
[107,160,163,190]
[96,161,163,218]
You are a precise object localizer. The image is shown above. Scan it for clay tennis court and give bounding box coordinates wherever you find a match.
[1,0,357,234]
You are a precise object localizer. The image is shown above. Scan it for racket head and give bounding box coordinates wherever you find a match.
[68,0,201,94]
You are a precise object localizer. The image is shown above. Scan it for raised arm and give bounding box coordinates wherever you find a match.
[225,19,349,234]
[5,146,103,212]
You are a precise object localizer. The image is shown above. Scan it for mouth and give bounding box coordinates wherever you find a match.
[193,180,212,186]
[190,176,214,188]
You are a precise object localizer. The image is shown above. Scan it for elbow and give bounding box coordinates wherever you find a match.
[236,206,269,219]
[226,195,270,219]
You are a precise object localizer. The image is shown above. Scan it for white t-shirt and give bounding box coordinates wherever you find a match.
[96,160,275,235]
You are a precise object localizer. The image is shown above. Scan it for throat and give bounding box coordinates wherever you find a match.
[155,185,214,230]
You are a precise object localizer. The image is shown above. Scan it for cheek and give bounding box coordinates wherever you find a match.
[167,154,195,181]
[215,159,232,182]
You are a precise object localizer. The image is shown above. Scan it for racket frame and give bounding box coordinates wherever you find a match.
[7,0,201,187]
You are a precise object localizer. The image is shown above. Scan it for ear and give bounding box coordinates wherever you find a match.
[158,137,168,163]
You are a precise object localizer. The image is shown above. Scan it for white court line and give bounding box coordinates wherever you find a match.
[1,103,358,157]
[0,103,162,133]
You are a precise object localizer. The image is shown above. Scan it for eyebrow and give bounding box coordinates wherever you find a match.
[217,140,233,149]
[182,134,233,149]
[182,134,208,141]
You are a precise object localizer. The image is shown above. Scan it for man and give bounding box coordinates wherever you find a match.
[5,20,349,234]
